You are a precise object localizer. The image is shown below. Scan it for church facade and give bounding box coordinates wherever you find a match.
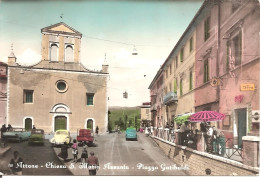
[7,22,109,134]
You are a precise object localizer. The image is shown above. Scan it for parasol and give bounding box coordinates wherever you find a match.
[189,111,225,122]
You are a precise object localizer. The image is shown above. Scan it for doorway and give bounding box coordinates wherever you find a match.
[237,108,247,148]
[25,118,32,131]
[55,116,67,131]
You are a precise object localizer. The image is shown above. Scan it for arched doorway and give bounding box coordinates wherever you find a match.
[25,118,32,131]
[51,104,71,132]
[54,116,67,131]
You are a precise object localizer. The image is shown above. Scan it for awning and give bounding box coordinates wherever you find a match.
[174,113,194,125]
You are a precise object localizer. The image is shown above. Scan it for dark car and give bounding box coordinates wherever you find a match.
[28,129,45,145]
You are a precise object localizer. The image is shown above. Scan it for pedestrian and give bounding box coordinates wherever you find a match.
[1,125,7,139]
[179,121,190,145]
[9,151,24,175]
[72,139,78,163]
[87,151,99,175]
[7,124,12,132]
[206,124,213,153]
[212,126,226,156]
[81,145,88,164]
[32,125,36,130]
[58,142,69,162]
[95,126,99,135]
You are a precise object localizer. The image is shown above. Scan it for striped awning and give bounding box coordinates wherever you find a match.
[190,111,225,122]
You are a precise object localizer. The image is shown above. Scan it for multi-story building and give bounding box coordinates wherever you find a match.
[149,69,164,128]
[194,0,260,147]
[0,61,7,126]
[149,0,259,145]
[7,22,109,134]
[140,102,151,127]
[161,26,196,128]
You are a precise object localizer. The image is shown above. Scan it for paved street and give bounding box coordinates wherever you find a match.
[0,139,72,175]
[53,132,188,176]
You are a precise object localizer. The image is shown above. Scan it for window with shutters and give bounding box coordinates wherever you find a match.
[204,16,210,41]
[204,58,209,83]
[24,90,34,103]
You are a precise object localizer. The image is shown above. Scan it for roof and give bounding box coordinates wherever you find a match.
[41,22,82,38]
[8,60,108,75]
[8,52,16,58]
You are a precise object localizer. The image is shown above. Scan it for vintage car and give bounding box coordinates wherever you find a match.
[2,128,31,142]
[28,129,45,145]
[50,130,71,146]
[125,127,137,141]
[76,129,94,146]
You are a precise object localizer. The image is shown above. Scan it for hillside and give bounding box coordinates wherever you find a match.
[108,107,141,131]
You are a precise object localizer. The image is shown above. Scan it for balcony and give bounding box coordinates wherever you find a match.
[163,92,178,105]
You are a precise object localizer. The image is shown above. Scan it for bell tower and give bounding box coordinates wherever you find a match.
[41,22,82,63]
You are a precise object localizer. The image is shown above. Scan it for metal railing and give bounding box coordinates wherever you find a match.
[151,128,243,162]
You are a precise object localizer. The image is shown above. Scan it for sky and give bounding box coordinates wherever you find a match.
[0,0,203,107]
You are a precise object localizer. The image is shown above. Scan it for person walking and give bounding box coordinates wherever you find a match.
[212,126,226,156]
[58,142,69,162]
[81,145,88,164]
[1,125,7,139]
[87,151,99,175]
[179,121,190,145]
[9,151,24,175]
[72,139,78,163]
[206,124,213,153]
[95,126,99,136]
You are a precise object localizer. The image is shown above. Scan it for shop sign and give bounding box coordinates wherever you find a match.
[235,95,244,103]
[240,84,255,91]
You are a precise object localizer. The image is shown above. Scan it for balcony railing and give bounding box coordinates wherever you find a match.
[163,92,178,105]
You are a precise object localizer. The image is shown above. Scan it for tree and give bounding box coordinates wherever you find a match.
[124,115,128,130]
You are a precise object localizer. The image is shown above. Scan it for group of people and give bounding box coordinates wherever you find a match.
[58,139,99,175]
[178,121,226,156]
[1,124,13,139]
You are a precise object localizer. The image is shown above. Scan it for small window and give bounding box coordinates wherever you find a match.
[189,70,193,90]
[175,56,178,69]
[174,78,177,94]
[24,90,34,103]
[56,80,68,93]
[169,64,172,75]
[226,41,230,72]
[204,58,209,83]
[180,48,184,62]
[204,17,210,41]
[180,79,183,96]
[165,69,168,79]
[190,37,193,52]
[87,93,94,105]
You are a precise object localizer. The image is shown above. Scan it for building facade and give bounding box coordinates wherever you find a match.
[149,0,260,144]
[140,102,151,127]
[7,22,109,134]
[0,62,7,126]
[149,69,164,128]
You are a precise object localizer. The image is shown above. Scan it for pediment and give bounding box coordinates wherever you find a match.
[50,24,75,33]
[41,22,82,37]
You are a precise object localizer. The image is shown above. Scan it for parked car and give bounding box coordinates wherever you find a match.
[76,129,94,146]
[28,129,45,145]
[50,130,71,146]
[2,128,31,142]
[125,128,137,141]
